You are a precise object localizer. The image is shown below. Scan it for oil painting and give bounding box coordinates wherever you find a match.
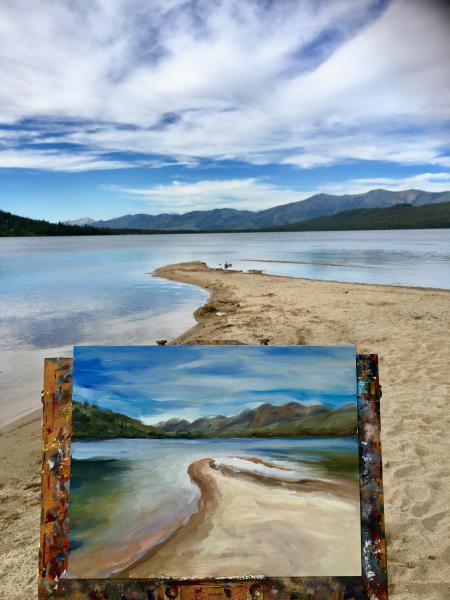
[68,345,361,579]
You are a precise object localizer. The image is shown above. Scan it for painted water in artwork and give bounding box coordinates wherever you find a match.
[68,345,361,578]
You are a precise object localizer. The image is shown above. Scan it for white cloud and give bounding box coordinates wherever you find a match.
[0,148,197,172]
[275,0,450,124]
[321,172,450,196]
[106,178,312,212]
[0,149,132,172]
[0,0,372,122]
[109,171,450,213]
[0,0,448,172]
[281,134,450,169]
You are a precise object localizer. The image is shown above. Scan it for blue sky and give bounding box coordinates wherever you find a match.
[1,0,449,221]
[73,345,356,424]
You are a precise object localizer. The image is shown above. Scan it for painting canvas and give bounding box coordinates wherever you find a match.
[68,345,361,579]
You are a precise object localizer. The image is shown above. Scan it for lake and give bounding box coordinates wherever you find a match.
[1,229,449,424]
[69,436,358,577]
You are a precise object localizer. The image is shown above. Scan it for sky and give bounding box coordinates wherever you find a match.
[73,345,356,424]
[1,0,449,221]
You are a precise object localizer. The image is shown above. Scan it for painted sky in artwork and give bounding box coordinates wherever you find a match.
[1,0,449,220]
[73,345,356,424]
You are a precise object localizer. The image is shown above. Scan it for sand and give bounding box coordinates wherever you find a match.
[121,458,361,578]
[0,410,42,595]
[1,260,449,598]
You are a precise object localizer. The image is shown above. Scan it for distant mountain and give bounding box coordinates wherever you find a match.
[92,189,450,231]
[65,217,96,226]
[93,207,255,231]
[72,400,357,439]
[274,201,450,232]
[4,188,449,237]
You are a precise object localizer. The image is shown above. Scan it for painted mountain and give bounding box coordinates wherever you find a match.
[72,399,356,439]
[91,188,450,231]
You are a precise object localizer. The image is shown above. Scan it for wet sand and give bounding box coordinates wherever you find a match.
[1,261,449,598]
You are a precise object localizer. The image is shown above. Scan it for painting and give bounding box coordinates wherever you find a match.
[68,345,362,579]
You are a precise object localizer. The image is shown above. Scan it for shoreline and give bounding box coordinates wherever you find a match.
[155,260,450,296]
[1,261,450,598]
[153,261,450,346]
[117,457,361,578]
[115,458,218,579]
[71,449,357,579]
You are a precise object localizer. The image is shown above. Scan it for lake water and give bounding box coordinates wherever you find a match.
[1,230,449,424]
[69,437,358,577]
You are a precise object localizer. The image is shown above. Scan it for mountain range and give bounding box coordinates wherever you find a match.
[3,197,449,237]
[81,189,450,231]
[72,399,357,439]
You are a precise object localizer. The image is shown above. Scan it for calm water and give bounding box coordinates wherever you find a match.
[2,230,449,349]
[1,230,449,424]
[69,437,358,576]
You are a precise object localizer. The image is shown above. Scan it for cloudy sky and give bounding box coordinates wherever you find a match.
[73,345,356,424]
[1,0,449,220]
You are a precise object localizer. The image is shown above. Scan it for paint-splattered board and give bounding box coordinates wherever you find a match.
[39,350,388,600]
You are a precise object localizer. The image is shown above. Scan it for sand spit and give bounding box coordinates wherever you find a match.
[120,458,361,578]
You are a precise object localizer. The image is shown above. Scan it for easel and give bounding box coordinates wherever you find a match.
[39,342,388,599]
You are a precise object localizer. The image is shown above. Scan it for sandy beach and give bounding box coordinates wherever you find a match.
[1,261,450,598]
[120,458,361,578]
